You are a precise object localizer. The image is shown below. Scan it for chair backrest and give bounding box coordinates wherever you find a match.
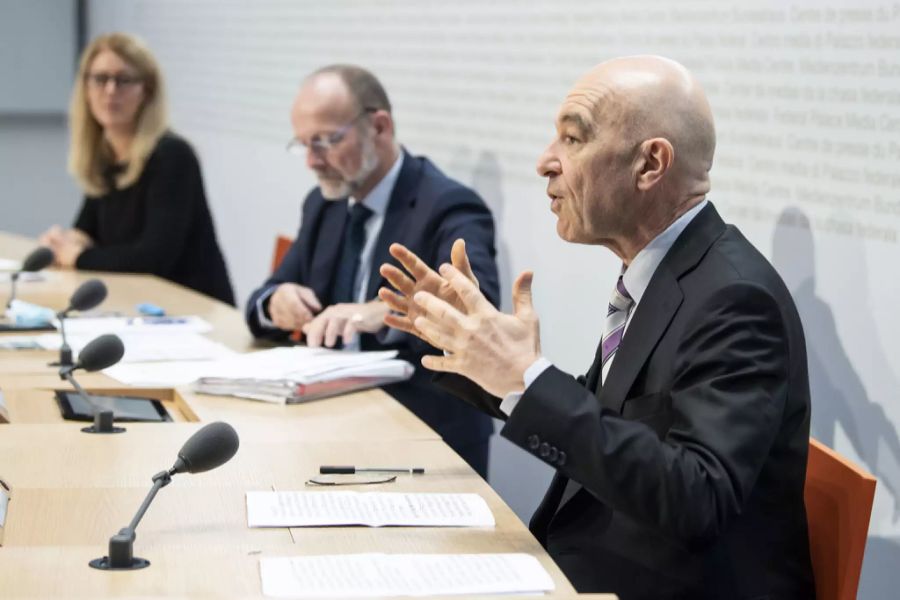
[804,438,877,600]
[271,235,294,273]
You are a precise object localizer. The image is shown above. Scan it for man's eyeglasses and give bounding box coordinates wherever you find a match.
[86,72,143,90]
[286,107,377,155]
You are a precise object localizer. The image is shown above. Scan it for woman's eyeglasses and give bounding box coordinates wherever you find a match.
[85,72,143,90]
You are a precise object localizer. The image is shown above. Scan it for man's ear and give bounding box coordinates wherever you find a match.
[635,138,674,191]
[372,110,394,138]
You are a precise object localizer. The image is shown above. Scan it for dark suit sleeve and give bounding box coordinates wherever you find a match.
[502,281,789,548]
[433,372,507,420]
[245,196,318,339]
[433,367,594,422]
[430,187,499,307]
[75,139,198,275]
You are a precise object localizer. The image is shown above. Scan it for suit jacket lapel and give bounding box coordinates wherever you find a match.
[584,338,605,396]
[597,203,725,414]
[309,198,349,303]
[364,152,421,300]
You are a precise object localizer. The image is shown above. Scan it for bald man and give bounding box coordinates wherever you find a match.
[246,65,499,477]
[380,57,815,599]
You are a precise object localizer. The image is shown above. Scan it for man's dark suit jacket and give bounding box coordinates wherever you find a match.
[439,204,816,599]
[246,151,498,451]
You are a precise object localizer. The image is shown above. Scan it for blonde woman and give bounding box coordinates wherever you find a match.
[40,33,234,305]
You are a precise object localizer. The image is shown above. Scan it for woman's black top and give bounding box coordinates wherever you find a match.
[73,132,235,305]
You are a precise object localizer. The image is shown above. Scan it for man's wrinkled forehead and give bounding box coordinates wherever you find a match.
[556,76,620,132]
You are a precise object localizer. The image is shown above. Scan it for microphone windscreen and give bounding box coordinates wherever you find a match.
[21,247,54,272]
[69,278,107,312]
[78,334,125,371]
[173,422,240,474]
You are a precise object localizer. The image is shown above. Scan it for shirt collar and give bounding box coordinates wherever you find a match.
[348,152,404,217]
[622,199,708,306]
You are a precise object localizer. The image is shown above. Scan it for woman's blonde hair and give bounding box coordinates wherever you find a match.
[68,33,168,196]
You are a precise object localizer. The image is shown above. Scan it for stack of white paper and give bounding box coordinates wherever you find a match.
[105,347,414,402]
[246,491,495,528]
[259,553,555,597]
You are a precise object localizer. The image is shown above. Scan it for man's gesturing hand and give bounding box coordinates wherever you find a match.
[378,239,478,342]
[411,264,541,398]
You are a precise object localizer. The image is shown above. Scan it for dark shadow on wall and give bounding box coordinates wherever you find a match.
[772,207,900,598]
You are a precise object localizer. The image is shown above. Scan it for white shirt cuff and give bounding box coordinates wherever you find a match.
[255,285,279,329]
[499,356,553,416]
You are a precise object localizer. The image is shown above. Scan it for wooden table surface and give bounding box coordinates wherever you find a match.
[0,232,616,599]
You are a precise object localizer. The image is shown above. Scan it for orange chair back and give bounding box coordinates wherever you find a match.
[271,235,293,273]
[804,438,877,600]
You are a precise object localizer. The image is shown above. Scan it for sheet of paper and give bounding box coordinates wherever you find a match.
[0,335,44,350]
[55,315,213,335]
[259,553,555,598]
[0,485,8,527]
[246,491,495,528]
[0,258,20,271]
[34,332,234,363]
[0,271,48,283]
[104,360,217,386]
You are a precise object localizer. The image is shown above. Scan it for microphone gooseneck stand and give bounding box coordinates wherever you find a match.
[89,468,175,570]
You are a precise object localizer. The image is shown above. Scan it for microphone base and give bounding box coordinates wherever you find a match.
[81,410,126,434]
[88,556,150,571]
[81,425,126,434]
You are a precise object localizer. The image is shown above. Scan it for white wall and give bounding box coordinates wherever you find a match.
[79,2,900,596]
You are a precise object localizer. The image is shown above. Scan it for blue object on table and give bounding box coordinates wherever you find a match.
[7,299,55,327]
[136,302,166,317]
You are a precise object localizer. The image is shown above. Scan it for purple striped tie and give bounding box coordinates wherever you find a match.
[600,273,633,382]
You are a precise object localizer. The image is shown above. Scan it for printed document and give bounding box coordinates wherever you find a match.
[259,553,555,597]
[246,491,495,528]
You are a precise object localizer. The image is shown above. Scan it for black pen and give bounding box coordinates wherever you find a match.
[319,465,425,475]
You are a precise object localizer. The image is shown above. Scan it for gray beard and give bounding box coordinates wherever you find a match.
[320,137,380,200]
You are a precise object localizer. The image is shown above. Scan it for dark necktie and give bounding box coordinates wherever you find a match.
[331,203,373,304]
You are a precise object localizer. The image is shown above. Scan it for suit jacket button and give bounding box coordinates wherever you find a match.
[527,434,540,450]
[548,447,559,462]
[557,451,567,466]
[539,442,550,458]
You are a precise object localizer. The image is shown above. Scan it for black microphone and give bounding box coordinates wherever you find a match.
[171,421,241,474]
[58,334,126,434]
[89,422,240,571]
[5,246,54,310]
[53,278,108,367]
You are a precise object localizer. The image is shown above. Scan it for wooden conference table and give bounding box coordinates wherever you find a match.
[0,232,616,599]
